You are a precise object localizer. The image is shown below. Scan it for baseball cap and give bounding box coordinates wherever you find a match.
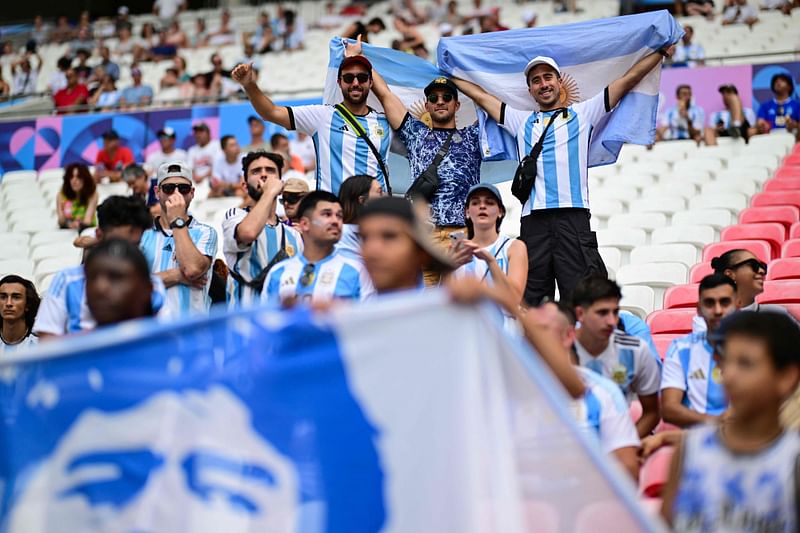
[157,126,176,138]
[156,161,192,185]
[191,122,209,131]
[465,183,505,210]
[247,115,263,124]
[359,197,456,272]
[424,77,458,99]
[283,178,310,194]
[338,55,372,76]
[718,84,738,94]
[102,129,120,140]
[524,56,561,79]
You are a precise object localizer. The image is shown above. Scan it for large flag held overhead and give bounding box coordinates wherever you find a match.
[0,293,663,532]
[438,10,683,165]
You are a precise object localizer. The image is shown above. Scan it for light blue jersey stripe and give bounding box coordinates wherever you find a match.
[567,112,583,206]
[312,132,322,190]
[353,116,371,177]
[541,116,559,209]
[329,112,346,193]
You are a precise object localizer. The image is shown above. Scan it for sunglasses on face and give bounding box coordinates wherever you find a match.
[427,93,454,104]
[160,183,192,194]
[731,258,767,275]
[280,194,304,205]
[340,72,370,84]
[299,263,315,287]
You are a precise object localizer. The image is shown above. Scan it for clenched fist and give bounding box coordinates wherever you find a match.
[232,63,258,86]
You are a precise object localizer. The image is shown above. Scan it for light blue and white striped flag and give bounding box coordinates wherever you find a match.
[438,10,683,165]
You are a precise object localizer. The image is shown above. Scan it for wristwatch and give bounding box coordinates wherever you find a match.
[169,217,187,230]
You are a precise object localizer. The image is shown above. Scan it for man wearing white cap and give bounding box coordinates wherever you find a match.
[453,46,673,305]
[140,161,218,317]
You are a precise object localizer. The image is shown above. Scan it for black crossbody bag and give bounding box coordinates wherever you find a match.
[511,108,566,204]
[405,130,455,202]
[228,225,288,296]
[335,104,393,195]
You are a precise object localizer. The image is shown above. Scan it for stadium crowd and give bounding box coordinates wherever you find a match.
[2,0,800,530]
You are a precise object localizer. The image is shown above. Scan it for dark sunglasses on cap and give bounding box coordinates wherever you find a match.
[160,183,192,194]
[427,93,454,104]
[340,72,370,84]
[730,257,767,275]
[280,193,305,205]
[299,263,315,287]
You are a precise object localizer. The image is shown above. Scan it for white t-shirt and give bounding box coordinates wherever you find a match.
[187,142,222,182]
[290,134,316,169]
[145,149,188,177]
[12,70,38,95]
[212,154,244,184]
[154,0,183,20]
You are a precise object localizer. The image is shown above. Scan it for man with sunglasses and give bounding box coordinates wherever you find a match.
[140,162,218,317]
[261,191,374,305]
[232,55,391,195]
[280,178,310,226]
[222,151,303,307]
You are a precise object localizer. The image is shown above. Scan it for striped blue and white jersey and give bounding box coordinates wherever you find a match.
[673,424,800,533]
[288,104,392,195]
[499,88,610,216]
[335,223,362,259]
[222,207,303,307]
[571,367,640,454]
[140,216,218,317]
[453,235,513,283]
[660,104,705,140]
[0,333,37,354]
[575,330,661,401]
[709,107,757,128]
[32,265,167,336]
[261,251,374,305]
[661,331,727,416]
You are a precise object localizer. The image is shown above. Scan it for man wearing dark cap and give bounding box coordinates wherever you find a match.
[705,84,758,146]
[359,197,456,294]
[145,126,188,177]
[187,122,221,187]
[756,73,800,138]
[95,129,134,183]
[243,115,271,153]
[232,52,392,195]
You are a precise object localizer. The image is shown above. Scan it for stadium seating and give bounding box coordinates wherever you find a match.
[640,446,675,498]
[792,222,800,240]
[739,206,799,235]
[689,193,748,215]
[647,308,696,335]
[650,225,716,248]
[672,209,732,231]
[620,285,656,317]
[757,280,800,305]
[702,239,772,263]
[764,178,800,192]
[689,262,713,283]
[664,284,700,309]
[652,333,681,360]
[720,223,785,259]
[782,239,800,258]
[751,191,800,211]
[766,258,800,281]
[630,244,698,269]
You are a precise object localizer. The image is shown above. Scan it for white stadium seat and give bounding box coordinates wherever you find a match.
[630,243,698,269]
[0,259,35,278]
[688,192,747,215]
[36,256,81,280]
[607,213,668,233]
[590,198,625,226]
[620,284,656,317]
[673,158,724,176]
[596,228,647,263]
[0,232,29,247]
[1,170,37,186]
[701,179,759,197]
[651,225,717,247]
[11,217,60,234]
[629,196,687,216]
[31,243,83,265]
[598,246,622,273]
[30,229,80,248]
[616,261,688,309]
[591,185,639,205]
[0,243,30,261]
[672,209,733,230]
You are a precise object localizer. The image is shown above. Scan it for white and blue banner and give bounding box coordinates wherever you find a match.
[0,293,663,532]
[438,10,682,165]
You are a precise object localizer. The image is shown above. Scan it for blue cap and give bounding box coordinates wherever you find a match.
[466,183,504,209]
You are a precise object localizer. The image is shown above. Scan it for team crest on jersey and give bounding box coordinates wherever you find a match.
[611,364,627,385]
[409,100,433,128]
[286,244,296,257]
[372,124,386,138]
[711,366,722,384]
[320,271,335,285]
[558,72,580,107]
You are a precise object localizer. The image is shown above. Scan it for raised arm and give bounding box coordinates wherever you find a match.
[235,177,284,245]
[164,193,211,281]
[607,45,675,111]
[344,36,406,130]
[232,63,292,130]
[451,77,502,123]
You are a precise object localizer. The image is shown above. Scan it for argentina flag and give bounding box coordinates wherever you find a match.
[0,292,663,532]
[437,10,684,165]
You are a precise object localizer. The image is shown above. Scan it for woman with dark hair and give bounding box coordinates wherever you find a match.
[0,274,40,353]
[711,248,793,316]
[336,175,383,258]
[57,163,98,230]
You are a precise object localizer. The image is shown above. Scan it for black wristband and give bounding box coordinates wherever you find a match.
[658,47,669,58]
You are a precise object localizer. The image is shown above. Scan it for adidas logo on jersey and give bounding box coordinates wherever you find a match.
[689,368,706,380]
[614,333,641,348]
[339,124,349,132]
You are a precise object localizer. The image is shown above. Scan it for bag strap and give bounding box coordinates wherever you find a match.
[335,104,393,195]
[528,108,566,158]
[420,129,455,178]
[230,223,287,294]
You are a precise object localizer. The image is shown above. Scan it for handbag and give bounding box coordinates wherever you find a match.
[405,129,455,202]
[335,104,393,195]
[511,108,566,205]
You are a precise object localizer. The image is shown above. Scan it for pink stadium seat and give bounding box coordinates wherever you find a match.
[664,284,699,309]
[689,262,713,283]
[652,333,681,360]
[774,167,800,181]
[764,178,800,192]
[766,258,800,281]
[791,222,800,240]
[756,280,800,305]
[640,446,675,498]
[782,239,800,258]
[647,309,695,335]
[702,239,772,262]
[784,304,800,321]
[720,223,785,259]
[629,399,642,423]
[784,153,800,166]
[751,191,800,211]
[739,206,799,236]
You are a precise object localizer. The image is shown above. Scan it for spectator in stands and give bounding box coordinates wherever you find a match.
[164,20,188,49]
[661,274,736,428]
[680,0,716,18]
[756,73,800,137]
[187,122,221,187]
[722,0,759,25]
[0,73,9,98]
[120,66,154,108]
[313,2,344,30]
[68,26,95,55]
[138,23,159,60]
[185,73,215,102]
[115,24,141,60]
[97,45,120,81]
[661,312,800,530]
[239,42,262,73]
[73,48,92,83]
[95,130,134,182]
[657,84,705,143]
[479,8,509,32]
[760,0,795,14]
[0,275,40,353]
[671,25,705,67]
[57,163,98,230]
[521,11,537,28]
[141,162,218,317]
[572,275,661,437]
[249,11,275,53]
[203,53,231,89]
[290,132,316,173]
[173,56,190,83]
[191,18,208,48]
[49,15,74,44]
[49,56,71,94]
[337,174,384,258]
[223,151,303,306]
[342,17,386,43]
[391,18,429,59]
[84,239,158,328]
[115,6,131,33]
[53,68,89,113]
[150,28,179,61]
[242,115,270,153]
[145,127,187,175]
[711,249,795,318]
[443,1,462,27]
[262,191,374,305]
[35,196,161,339]
[208,9,236,46]
[280,178,310,226]
[277,10,305,51]
[154,0,186,27]
[10,52,41,96]
[31,15,50,45]
[704,84,757,145]
[270,133,305,174]
[122,163,159,214]
[89,74,120,110]
[210,135,244,197]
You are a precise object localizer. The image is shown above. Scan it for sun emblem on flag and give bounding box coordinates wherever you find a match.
[558,72,581,107]
[409,99,433,128]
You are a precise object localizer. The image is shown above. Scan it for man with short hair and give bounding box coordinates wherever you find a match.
[242,115,270,153]
[53,68,89,113]
[233,54,392,195]
[270,133,305,173]
[756,73,800,137]
[120,66,154,107]
[223,151,303,306]
[262,191,373,304]
[704,84,758,145]
[33,196,165,339]
[657,84,705,143]
[140,162,218,317]
[11,53,42,96]
[123,164,160,216]
[359,196,455,294]
[95,129,134,182]
[661,274,737,428]
[145,127,188,176]
[572,274,661,437]
[280,178,310,226]
[210,135,244,197]
[98,45,120,81]
[671,25,705,67]
[0,275,40,352]
[187,122,221,187]
[722,0,759,26]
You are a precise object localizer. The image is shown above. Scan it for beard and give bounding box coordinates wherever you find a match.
[247,183,262,201]
[342,87,369,106]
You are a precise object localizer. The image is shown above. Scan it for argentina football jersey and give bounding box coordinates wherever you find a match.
[661,331,727,416]
[262,252,374,304]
